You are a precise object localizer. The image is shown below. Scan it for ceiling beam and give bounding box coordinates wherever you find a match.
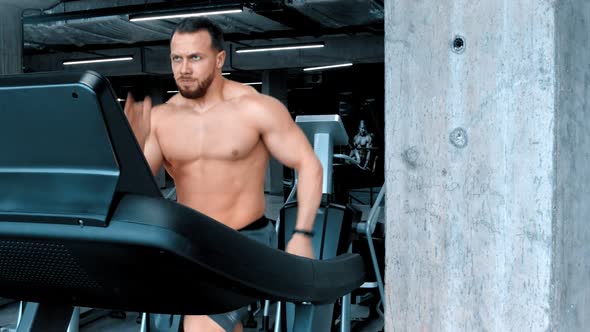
[24,34,383,75]
[22,1,252,24]
[246,2,324,31]
[24,24,383,55]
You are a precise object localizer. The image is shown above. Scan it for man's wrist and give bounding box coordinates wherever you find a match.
[292,229,315,238]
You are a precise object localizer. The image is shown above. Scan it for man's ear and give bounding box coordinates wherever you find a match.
[216,50,226,69]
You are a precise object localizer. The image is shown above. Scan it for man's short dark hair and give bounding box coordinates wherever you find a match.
[172,17,225,52]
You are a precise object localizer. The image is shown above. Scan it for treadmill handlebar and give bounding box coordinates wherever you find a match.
[0,194,365,314]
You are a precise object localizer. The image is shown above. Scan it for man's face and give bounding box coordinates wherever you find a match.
[170,30,225,99]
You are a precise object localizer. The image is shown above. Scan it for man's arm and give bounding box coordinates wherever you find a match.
[143,130,164,176]
[250,95,323,257]
[124,94,164,176]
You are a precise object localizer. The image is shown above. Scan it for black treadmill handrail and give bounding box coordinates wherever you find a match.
[112,194,365,304]
[0,193,365,313]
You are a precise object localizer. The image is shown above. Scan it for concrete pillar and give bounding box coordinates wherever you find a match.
[263,70,288,195]
[0,5,23,75]
[385,1,590,331]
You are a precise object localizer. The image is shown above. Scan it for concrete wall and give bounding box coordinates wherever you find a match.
[385,0,589,330]
[552,1,590,330]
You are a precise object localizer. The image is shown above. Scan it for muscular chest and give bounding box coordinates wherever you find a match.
[156,108,261,163]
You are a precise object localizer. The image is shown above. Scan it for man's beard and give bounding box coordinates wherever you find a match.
[177,72,214,99]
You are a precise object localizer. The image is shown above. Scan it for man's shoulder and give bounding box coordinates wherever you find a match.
[152,102,174,115]
[232,90,283,109]
[155,94,191,113]
[231,95,288,125]
[150,101,180,125]
[162,93,184,108]
[231,92,266,106]
[221,80,288,117]
[223,79,260,101]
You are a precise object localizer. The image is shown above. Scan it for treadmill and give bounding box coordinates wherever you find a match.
[0,71,365,331]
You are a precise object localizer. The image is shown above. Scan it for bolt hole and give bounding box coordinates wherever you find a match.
[452,36,465,53]
[72,92,78,99]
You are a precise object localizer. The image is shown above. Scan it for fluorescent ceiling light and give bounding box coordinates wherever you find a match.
[222,72,231,76]
[236,42,325,54]
[63,56,133,66]
[243,82,262,86]
[303,63,353,72]
[129,7,242,22]
[117,98,126,102]
[167,90,179,93]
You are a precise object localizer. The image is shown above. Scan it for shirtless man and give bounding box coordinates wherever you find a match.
[124,18,323,332]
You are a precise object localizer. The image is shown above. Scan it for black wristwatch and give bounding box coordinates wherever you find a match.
[292,229,315,238]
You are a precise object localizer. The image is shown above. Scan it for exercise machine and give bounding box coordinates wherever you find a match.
[0,71,365,332]
[272,115,362,332]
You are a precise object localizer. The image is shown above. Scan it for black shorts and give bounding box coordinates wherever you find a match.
[183,216,278,332]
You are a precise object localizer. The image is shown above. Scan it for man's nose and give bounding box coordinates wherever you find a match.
[180,60,191,74]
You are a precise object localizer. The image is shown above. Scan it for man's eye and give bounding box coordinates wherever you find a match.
[172,56,181,62]
[192,55,201,61]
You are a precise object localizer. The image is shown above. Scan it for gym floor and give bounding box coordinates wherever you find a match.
[0,301,384,331]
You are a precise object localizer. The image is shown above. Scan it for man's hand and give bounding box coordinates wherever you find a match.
[124,92,152,148]
[286,234,315,259]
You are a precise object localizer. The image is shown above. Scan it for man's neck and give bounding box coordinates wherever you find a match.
[182,75,225,112]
